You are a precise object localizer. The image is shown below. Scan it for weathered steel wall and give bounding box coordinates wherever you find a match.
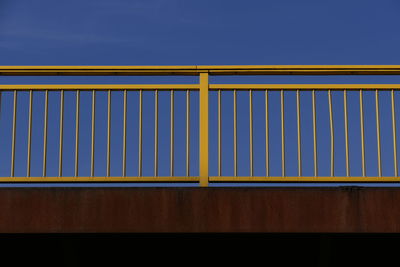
[0,187,399,232]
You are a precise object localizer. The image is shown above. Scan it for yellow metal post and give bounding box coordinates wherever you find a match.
[199,73,209,187]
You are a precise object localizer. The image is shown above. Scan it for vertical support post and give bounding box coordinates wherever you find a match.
[199,73,209,187]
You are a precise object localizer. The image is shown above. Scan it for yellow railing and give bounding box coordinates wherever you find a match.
[1,66,400,186]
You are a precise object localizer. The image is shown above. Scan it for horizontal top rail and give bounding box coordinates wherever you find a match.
[2,65,400,76]
[2,84,400,91]
[0,84,199,90]
[210,84,400,90]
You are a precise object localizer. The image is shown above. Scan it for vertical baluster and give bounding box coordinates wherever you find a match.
[218,90,222,176]
[233,89,237,177]
[249,89,254,177]
[11,90,17,177]
[360,90,366,177]
[0,91,1,174]
[328,89,334,176]
[43,90,48,177]
[344,90,350,177]
[123,89,127,177]
[392,89,398,176]
[154,90,158,177]
[0,92,1,173]
[281,90,286,177]
[75,90,80,177]
[91,90,96,177]
[186,89,190,177]
[27,90,33,177]
[312,90,318,177]
[138,89,143,176]
[170,90,174,176]
[265,89,269,176]
[376,89,382,177]
[58,90,64,177]
[106,89,111,177]
[281,90,285,177]
[296,89,302,176]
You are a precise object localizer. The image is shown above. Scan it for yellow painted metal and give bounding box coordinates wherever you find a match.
[154,90,158,177]
[0,175,398,182]
[296,89,302,176]
[0,177,199,183]
[209,176,400,182]
[1,84,400,90]
[328,90,334,176]
[123,89,127,177]
[360,90,366,177]
[199,73,209,187]
[138,90,143,176]
[2,66,400,184]
[75,90,80,177]
[2,65,400,76]
[218,90,222,176]
[392,89,398,177]
[265,90,269,176]
[312,90,318,177]
[91,90,96,177]
[233,89,238,177]
[376,89,382,177]
[107,89,111,177]
[27,90,33,177]
[249,90,254,177]
[59,90,64,177]
[186,90,190,177]
[210,84,400,90]
[344,90,350,177]
[0,84,199,90]
[281,90,285,177]
[11,90,17,177]
[170,90,174,176]
[43,90,49,177]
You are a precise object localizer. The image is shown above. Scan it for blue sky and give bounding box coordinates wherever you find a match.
[0,0,400,186]
[1,0,400,65]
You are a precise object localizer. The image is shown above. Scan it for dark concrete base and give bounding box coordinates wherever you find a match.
[0,187,399,232]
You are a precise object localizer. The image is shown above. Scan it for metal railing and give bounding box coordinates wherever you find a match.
[1,65,400,186]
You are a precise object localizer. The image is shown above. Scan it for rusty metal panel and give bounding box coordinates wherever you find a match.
[0,187,399,233]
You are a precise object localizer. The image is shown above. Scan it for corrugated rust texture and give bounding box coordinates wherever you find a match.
[0,187,400,232]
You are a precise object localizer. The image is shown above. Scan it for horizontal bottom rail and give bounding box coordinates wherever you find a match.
[210,176,400,182]
[0,177,199,183]
[0,176,399,183]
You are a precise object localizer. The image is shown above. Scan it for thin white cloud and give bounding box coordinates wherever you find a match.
[1,28,133,44]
